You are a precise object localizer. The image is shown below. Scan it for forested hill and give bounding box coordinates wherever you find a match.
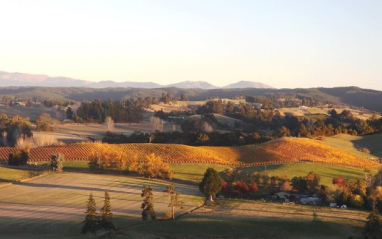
[1,86,382,112]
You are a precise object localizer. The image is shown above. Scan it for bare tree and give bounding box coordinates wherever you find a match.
[105,117,114,132]
[150,116,163,132]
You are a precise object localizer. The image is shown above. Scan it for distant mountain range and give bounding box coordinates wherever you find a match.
[0,71,273,89]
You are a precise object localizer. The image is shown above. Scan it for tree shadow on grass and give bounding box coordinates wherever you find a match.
[12,181,134,195]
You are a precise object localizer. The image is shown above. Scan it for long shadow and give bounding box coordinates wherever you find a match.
[12,181,135,195]
[352,133,382,157]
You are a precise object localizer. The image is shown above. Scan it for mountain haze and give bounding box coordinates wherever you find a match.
[167,81,218,89]
[0,71,272,89]
[223,81,273,89]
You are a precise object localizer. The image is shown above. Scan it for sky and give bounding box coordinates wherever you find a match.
[0,0,381,89]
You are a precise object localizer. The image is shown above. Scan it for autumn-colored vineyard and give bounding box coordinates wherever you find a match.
[0,138,380,169]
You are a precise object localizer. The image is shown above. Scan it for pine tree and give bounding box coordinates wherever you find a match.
[81,193,99,238]
[100,191,115,238]
[141,186,156,221]
[364,199,382,238]
[199,167,222,202]
[164,184,182,219]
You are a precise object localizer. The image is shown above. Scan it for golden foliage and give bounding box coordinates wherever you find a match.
[88,144,126,171]
[137,153,173,179]
[1,137,380,169]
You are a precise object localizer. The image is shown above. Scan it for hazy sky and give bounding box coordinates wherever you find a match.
[1,0,381,89]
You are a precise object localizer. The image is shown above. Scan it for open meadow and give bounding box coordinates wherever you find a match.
[0,165,370,238]
[0,170,203,239]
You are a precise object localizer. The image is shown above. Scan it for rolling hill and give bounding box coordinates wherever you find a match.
[0,138,379,169]
[1,84,382,111]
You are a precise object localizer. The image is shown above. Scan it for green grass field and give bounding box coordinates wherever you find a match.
[239,163,376,186]
[0,166,40,184]
[323,134,382,157]
[170,164,230,183]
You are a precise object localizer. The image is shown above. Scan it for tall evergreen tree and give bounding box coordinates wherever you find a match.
[81,193,99,238]
[100,191,115,238]
[199,167,222,202]
[364,199,382,238]
[141,186,156,221]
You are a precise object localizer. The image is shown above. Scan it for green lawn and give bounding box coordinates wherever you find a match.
[0,166,40,183]
[238,163,376,186]
[171,164,230,184]
[63,160,89,169]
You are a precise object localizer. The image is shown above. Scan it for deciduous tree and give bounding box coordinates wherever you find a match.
[164,184,182,219]
[137,153,173,179]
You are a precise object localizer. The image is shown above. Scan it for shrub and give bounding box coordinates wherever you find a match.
[280,180,292,191]
[348,194,364,208]
[221,179,229,192]
[160,211,173,220]
[332,177,346,187]
[359,147,371,154]
[50,154,65,172]
[291,176,308,192]
[250,182,259,192]
[8,150,29,166]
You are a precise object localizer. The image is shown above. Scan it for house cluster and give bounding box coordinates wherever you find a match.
[273,191,322,205]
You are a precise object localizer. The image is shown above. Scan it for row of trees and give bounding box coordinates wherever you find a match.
[82,184,182,238]
[88,146,173,179]
[82,192,115,238]
[192,99,382,138]
[75,99,143,123]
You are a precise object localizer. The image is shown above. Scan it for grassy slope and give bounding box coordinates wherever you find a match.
[323,134,382,157]
[239,163,376,186]
[170,164,229,184]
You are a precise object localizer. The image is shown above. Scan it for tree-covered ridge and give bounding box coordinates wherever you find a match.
[75,99,143,123]
[2,86,382,111]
